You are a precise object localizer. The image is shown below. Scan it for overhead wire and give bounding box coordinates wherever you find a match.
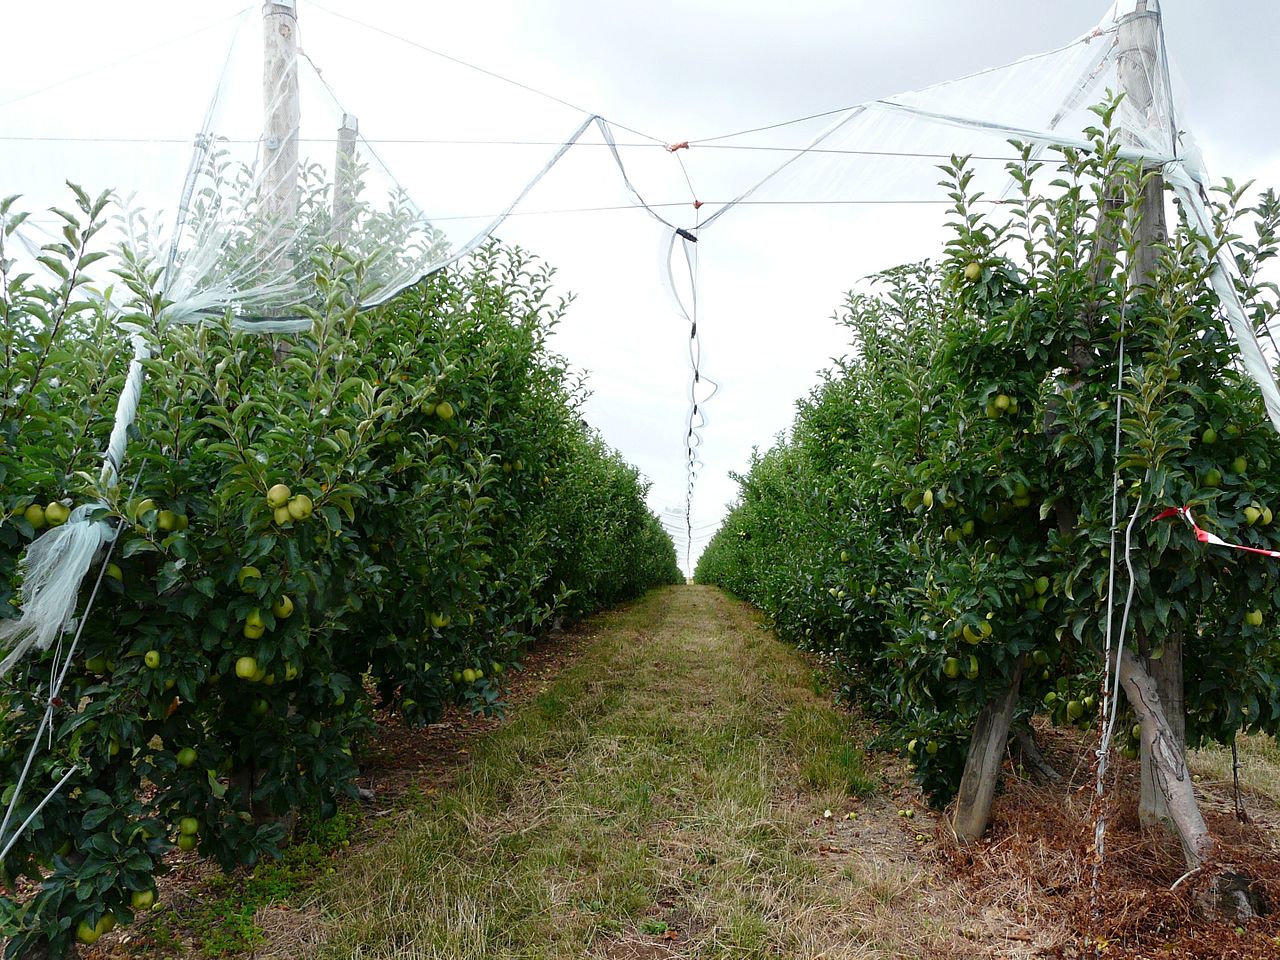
[305,1,666,147]
[0,7,253,110]
[688,24,1109,146]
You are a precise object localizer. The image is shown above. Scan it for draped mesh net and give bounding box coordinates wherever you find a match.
[0,0,1275,580]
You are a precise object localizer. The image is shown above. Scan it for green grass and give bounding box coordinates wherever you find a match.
[305,585,892,959]
[145,810,355,956]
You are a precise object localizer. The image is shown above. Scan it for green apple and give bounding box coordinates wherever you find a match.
[131,498,157,521]
[943,657,961,679]
[157,509,178,532]
[105,563,123,582]
[144,650,161,669]
[922,489,934,509]
[267,483,291,508]
[1245,506,1262,526]
[237,566,262,592]
[963,261,981,282]
[76,921,101,945]
[272,594,294,619]
[1034,576,1050,595]
[235,656,259,680]
[1066,700,1084,721]
[177,833,197,852]
[1231,456,1248,474]
[130,889,156,911]
[1202,427,1217,445]
[1032,649,1050,667]
[994,394,1011,412]
[431,612,450,629]
[176,747,197,768]
[1245,609,1264,627]
[23,503,46,530]
[462,668,477,683]
[287,495,313,521]
[44,501,70,526]
[1202,468,1222,488]
[435,401,455,420]
[179,816,199,836]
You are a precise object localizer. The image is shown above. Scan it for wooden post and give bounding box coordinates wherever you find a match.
[262,0,300,232]
[1115,0,1180,832]
[334,113,359,245]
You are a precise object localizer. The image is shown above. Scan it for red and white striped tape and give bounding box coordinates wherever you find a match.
[1152,505,1280,560]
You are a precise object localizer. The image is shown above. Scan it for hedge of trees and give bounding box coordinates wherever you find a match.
[697,105,1280,910]
[0,186,681,956]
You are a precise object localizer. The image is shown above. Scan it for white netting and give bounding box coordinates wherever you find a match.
[0,0,1275,605]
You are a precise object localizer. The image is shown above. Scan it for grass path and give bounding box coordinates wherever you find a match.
[296,585,972,959]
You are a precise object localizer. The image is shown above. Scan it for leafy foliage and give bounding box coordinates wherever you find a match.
[0,186,680,957]
[698,106,1280,805]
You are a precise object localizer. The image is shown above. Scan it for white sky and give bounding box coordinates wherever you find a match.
[2,1,1278,573]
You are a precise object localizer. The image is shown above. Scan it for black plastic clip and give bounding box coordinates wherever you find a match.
[675,227,698,243]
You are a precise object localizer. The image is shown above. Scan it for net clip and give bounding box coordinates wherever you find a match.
[666,141,690,152]
[675,227,698,243]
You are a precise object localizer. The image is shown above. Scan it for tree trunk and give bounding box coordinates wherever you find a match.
[1011,722,1062,784]
[1140,625,1184,829]
[953,659,1024,844]
[1118,646,1209,867]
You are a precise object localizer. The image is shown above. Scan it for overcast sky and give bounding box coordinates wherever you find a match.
[3,1,1278,572]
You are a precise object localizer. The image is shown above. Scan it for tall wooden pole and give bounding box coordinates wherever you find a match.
[1117,0,1169,284]
[263,0,300,233]
[334,113,359,245]
[1116,0,1181,832]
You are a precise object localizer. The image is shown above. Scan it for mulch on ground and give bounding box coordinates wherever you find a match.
[934,721,1280,959]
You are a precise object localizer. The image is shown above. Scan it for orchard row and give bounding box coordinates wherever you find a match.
[698,109,1280,882]
[0,187,681,956]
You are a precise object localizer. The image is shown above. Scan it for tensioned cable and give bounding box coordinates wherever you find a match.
[306,1,665,147]
[0,135,1055,164]
[689,24,1113,145]
[20,198,1016,232]
[0,7,253,110]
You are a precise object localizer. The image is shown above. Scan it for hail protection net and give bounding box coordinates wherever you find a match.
[0,0,1275,564]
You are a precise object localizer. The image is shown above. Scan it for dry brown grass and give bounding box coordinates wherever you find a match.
[932,722,1280,959]
[298,586,1022,959]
